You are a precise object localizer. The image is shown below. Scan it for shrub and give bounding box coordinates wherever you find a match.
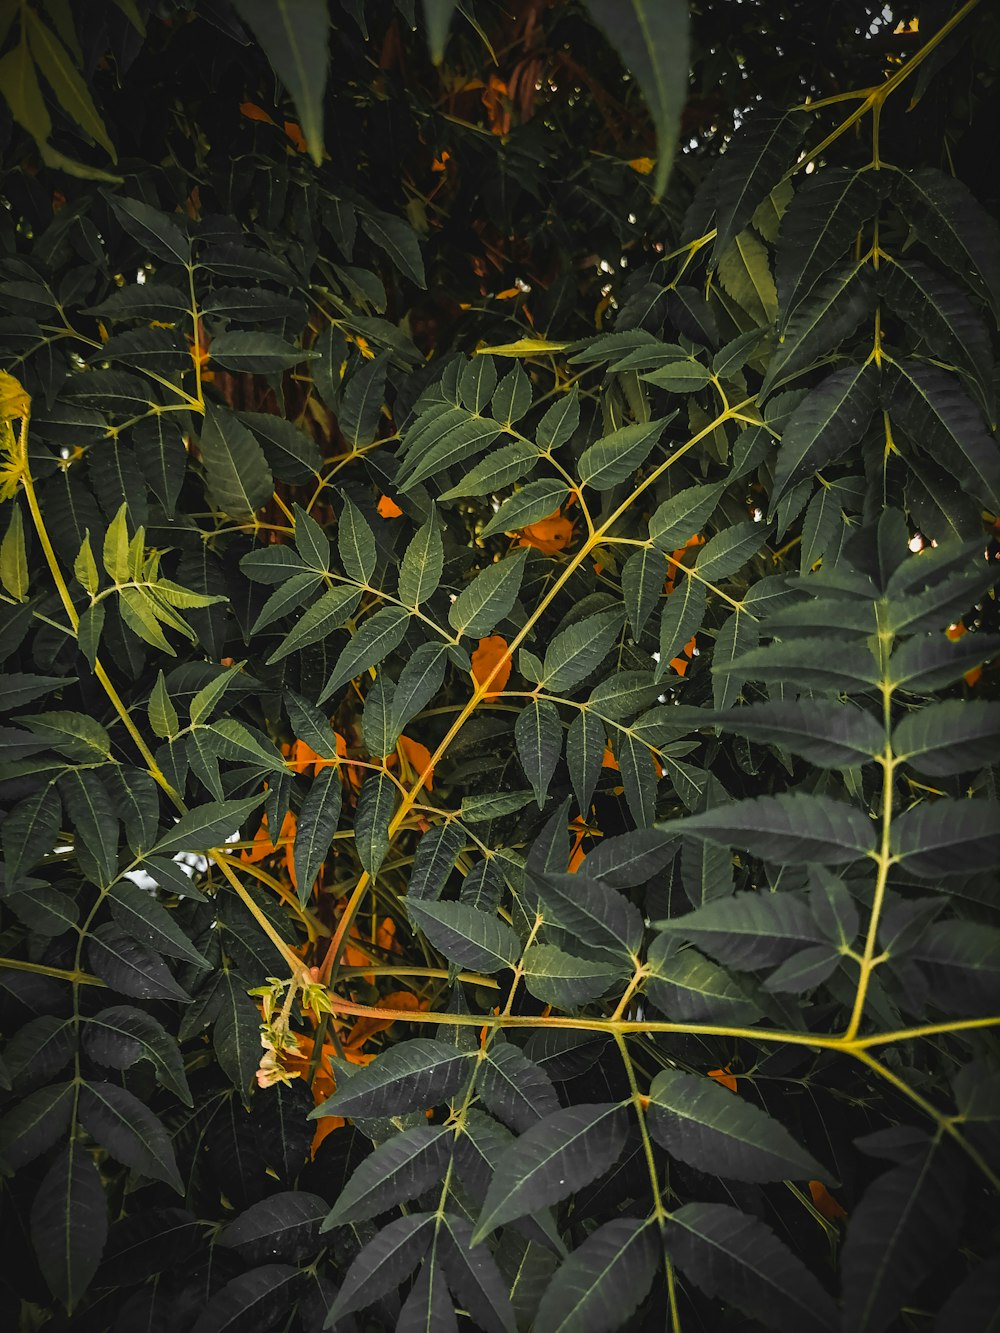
[1,1,998,1329]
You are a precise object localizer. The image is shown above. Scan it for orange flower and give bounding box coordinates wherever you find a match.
[708,1066,738,1093]
[283,121,307,153]
[517,509,575,555]
[665,534,705,594]
[670,634,697,677]
[399,735,434,790]
[241,808,298,890]
[809,1180,847,1221]
[431,150,451,172]
[602,743,619,771]
[471,636,512,698]
[377,494,403,518]
[239,100,274,124]
[287,737,327,777]
[344,990,425,1052]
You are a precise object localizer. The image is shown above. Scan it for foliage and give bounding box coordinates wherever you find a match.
[1,0,999,1330]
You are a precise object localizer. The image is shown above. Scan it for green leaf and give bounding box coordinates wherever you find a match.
[657,575,706,681]
[713,701,883,768]
[293,768,341,904]
[717,230,778,325]
[83,1006,191,1104]
[581,1,689,199]
[78,1081,182,1192]
[771,362,880,505]
[219,1192,326,1264]
[648,1068,831,1182]
[29,1141,108,1312]
[407,898,521,974]
[542,609,623,692]
[340,355,387,446]
[25,8,114,156]
[666,1202,837,1333]
[337,495,376,583]
[238,411,322,482]
[439,440,537,499]
[515,699,562,809]
[534,1218,658,1333]
[231,0,329,165]
[327,1214,435,1324]
[841,1137,963,1333]
[532,871,643,960]
[880,259,993,409]
[146,794,262,859]
[580,828,676,887]
[310,1039,473,1119]
[522,943,622,1010]
[0,672,73,710]
[621,546,666,635]
[888,360,1000,509]
[265,584,361,664]
[711,112,806,263]
[888,632,1000,694]
[910,921,1000,1015]
[491,363,533,426]
[481,480,569,539]
[211,970,260,1098]
[892,700,1000,776]
[578,419,667,491]
[668,792,876,864]
[2,784,61,885]
[460,790,534,824]
[640,359,713,392]
[407,822,465,902]
[208,331,309,373]
[449,549,528,639]
[0,1082,74,1170]
[291,505,329,574]
[198,403,273,518]
[657,892,824,970]
[189,1264,301,1333]
[566,708,605,813]
[472,1103,628,1243]
[148,669,179,739]
[359,208,426,287]
[0,502,28,600]
[649,483,722,551]
[21,710,112,760]
[87,923,190,1002]
[106,881,208,968]
[0,43,52,141]
[715,635,880,693]
[323,1125,453,1227]
[401,405,503,492]
[105,195,189,266]
[645,936,761,1024]
[318,605,411,701]
[59,770,118,885]
[763,262,874,394]
[696,520,768,582]
[891,799,1000,878]
[895,166,1000,315]
[394,641,449,735]
[477,1042,560,1133]
[354,770,396,879]
[439,1213,518,1333]
[775,167,879,322]
[536,389,581,450]
[422,0,460,63]
[398,514,444,606]
[616,730,658,828]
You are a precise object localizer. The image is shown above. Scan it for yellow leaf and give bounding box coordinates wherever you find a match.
[476,338,569,357]
[628,156,656,174]
[0,372,30,421]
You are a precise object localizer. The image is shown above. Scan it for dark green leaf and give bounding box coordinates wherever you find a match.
[189,1264,301,1333]
[293,768,341,904]
[534,1218,658,1333]
[578,419,667,491]
[323,1125,453,1227]
[231,0,329,164]
[473,1103,628,1242]
[771,362,880,505]
[199,403,273,518]
[30,1141,108,1312]
[78,1081,182,1192]
[657,892,824,970]
[476,1041,560,1132]
[87,922,190,1002]
[713,701,883,768]
[892,800,1000,878]
[515,698,563,808]
[310,1039,473,1118]
[648,1069,831,1182]
[666,1202,837,1333]
[407,898,521,974]
[892,700,1000,776]
[667,792,875,864]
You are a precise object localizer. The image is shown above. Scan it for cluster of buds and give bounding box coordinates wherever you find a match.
[249,968,335,1089]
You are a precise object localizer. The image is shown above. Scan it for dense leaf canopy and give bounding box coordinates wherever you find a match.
[1,1,999,1330]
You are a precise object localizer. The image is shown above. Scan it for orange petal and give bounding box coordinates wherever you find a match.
[708,1067,738,1094]
[471,636,512,698]
[809,1180,847,1220]
[378,494,403,518]
[517,511,574,555]
[399,735,434,791]
[239,100,274,124]
[601,743,619,771]
[283,121,308,153]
